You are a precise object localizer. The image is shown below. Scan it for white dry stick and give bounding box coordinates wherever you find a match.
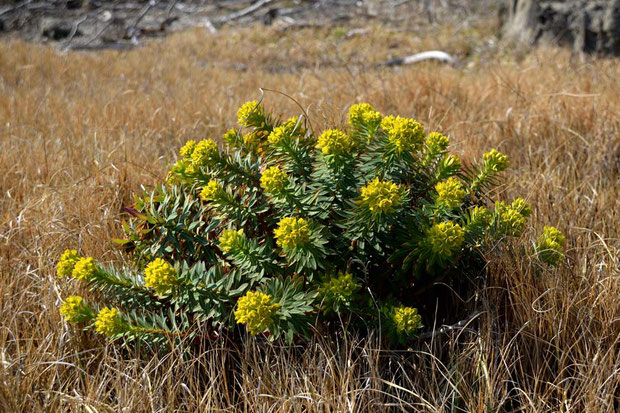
[380,50,457,67]
[201,17,218,34]
[215,0,278,24]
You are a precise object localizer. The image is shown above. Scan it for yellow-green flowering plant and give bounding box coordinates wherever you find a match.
[55,101,565,347]
[535,226,566,266]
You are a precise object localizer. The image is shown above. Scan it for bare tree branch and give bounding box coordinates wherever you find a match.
[416,311,482,340]
[215,0,278,24]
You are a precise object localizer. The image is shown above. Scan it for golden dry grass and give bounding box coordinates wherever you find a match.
[0,21,619,412]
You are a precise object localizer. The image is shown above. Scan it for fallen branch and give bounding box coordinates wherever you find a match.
[277,18,325,32]
[0,0,33,17]
[127,0,158,39]
[165,0,179,17]
[378,50,457,67]
[63,15,89,49]
[200,17,218,34]
[415,311,482,340]
[214,0,278,24]
[71,18,114,49]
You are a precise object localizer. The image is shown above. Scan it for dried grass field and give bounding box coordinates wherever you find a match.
[0,20,619,412]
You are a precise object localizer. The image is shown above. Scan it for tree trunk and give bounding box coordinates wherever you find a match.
[500,0,620,56]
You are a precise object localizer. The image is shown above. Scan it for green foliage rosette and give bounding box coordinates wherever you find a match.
[55,101,565,347]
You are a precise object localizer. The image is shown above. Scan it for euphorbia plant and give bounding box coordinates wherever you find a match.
[56,101,565,346]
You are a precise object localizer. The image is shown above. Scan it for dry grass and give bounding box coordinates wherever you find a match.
[0,20,619,412]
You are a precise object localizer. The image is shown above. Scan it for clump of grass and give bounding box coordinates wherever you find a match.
[54,98,562,348]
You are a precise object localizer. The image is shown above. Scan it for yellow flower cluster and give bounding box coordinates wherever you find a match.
[427,221,465,257]
[57,249,80,278]
[73,257,97,281]
[535,226,566,266]
[348,103,382,128]
[237,100,265,127]
[268,116,303,146]
[260,166,289,193]
[234,291,280,335]
[510,198,532,218]
[274,217,311,250]
[144,258,177,294]
[360,178,404,214]
[496,198,532,236]
[469,206,491,228]
[191,139,219,166]
[219,228,246,254]
[443,154,462,171]
[363,110,383,127]
[268,126,288,146]
[222,128,238,145]
[57,250,97,281]
[60,296,86,323]
[319,272,358,311]
[94,307,124,337]
[393,306,422,335]
[435,177,465,209]
[243,132,258,148]
[179,140,197,158]
[200,180,223,201]
[426,132,450,153]
[483,149,509,172]
[316,129,354,156]
[282,116,301,131]
[380,115,425,153]
[500,209,527,236]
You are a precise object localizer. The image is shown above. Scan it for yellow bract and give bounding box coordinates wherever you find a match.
[393,306,422,335]
[268,116,302,146]
[234,291,280,335]
[443,154,461,170]
[144,258,177,294]
[426,132,450,153]
[200,180,223,201]
[57,249,80,278]
[219,228,246,254]
[260,166,289,193]
[496,198,532,236]
[72,257,97,281]
[274,217,311,250]
[501,209,528,235]
[319,272,358,311]
[179,140,197,158]
[360,178,404,214]
[380,115,425,153]
[427,221,465,257]
[511,198,532,218]
[348,103,382,128]
[243,132,258,148]
[483,149,509,172]
[362,110,383,127]
[94,307,124,337]
[316,129,353,156]
[469,206,491,228]
[535,226,566,266]
[435,177,465,209]
[222,128,238,145]
[190,139,218,166]
[268,126,288,146]
[237,100,264,127]
[60,296,85,323]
